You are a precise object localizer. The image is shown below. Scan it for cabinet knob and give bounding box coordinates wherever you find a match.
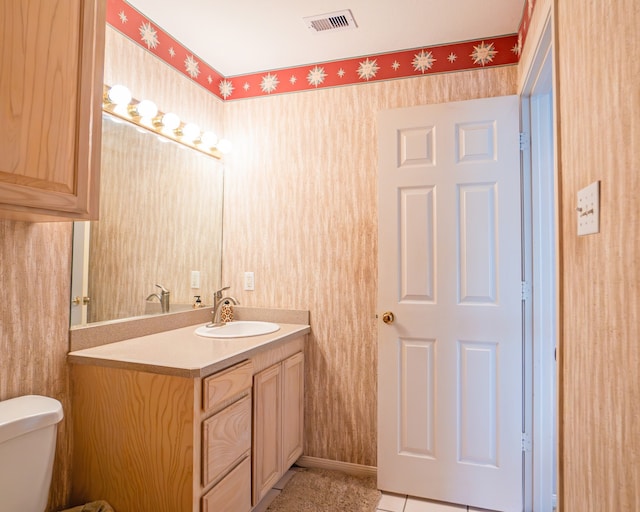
[72,296,91,306]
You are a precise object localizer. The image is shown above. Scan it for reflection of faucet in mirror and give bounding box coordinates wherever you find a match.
[146,284,171,314]
[208,286,239,327]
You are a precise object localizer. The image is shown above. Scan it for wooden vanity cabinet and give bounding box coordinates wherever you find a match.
[252,352,305,505]
[0,0,106,221]
[71,360,253,512]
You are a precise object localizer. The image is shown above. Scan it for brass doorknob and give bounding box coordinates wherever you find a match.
[382,311,395,324]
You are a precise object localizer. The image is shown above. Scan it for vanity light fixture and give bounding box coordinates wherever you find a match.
[102,84,230,159]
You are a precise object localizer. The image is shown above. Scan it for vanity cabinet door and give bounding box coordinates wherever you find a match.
[282,352,304,468]
[252,352,305,505]
[0,0,106,221]
[253,363,283,504]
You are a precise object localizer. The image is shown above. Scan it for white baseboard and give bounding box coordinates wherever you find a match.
[295,455,377,478]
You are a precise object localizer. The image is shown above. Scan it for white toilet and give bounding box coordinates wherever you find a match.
[0,395,64,512]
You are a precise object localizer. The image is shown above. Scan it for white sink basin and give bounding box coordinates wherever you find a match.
[195,321,280,338]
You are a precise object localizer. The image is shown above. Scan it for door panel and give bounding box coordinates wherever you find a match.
[399,338,436,457]
[378,96,522,512]
[400,187,436,301]
[458,340,498,466]
[459,183,498,303]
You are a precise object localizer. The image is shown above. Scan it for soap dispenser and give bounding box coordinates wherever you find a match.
[220,302,234,322]
[193,295,202,308]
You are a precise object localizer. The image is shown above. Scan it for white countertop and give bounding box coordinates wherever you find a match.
[68,322,310,378]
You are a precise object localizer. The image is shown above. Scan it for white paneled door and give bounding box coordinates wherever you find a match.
[377,96,523,512]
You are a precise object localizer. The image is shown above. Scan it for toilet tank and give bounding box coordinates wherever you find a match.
[0,395,64,512]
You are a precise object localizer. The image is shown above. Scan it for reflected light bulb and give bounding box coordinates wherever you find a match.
[200,131,218,148]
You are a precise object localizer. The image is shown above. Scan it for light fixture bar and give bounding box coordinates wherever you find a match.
[102,84,227,159]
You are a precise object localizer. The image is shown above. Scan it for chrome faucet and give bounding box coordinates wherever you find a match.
[208,286,239,326]
[146,284,170,313]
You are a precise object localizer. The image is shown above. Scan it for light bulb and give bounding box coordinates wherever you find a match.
[200,131,218,148]
[107,84,132,106]
[182,123,200,141]
[161,112,180,131]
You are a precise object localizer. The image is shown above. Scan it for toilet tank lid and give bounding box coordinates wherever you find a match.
[0,395,63,445]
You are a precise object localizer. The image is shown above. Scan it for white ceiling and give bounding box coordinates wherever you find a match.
[126,0,525,77]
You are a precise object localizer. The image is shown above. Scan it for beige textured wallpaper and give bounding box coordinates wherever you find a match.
[555,0,640,509]
[222,67,518,465]
[0,221,73,509]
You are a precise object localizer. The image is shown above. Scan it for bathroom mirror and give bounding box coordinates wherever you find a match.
[70,113,224,326]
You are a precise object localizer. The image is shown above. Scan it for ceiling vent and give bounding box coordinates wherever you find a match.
[304,9,358,33]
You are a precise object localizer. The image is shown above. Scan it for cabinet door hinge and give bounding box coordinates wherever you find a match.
[521,281,531,301]
[521,432,532,452]
[519,132,530,151]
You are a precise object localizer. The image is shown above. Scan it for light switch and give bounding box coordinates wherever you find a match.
[577,181,600,236]
[244,272,255,291]
[190,270,200,289]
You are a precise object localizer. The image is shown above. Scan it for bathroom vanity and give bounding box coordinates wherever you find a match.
[68,319,308,512]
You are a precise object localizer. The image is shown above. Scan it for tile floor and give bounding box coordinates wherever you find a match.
[377,492,495,512]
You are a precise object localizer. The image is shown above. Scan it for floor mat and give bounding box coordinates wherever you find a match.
[266,467,380,512]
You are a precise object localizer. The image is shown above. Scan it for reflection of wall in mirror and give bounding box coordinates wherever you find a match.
[87,116,224,323]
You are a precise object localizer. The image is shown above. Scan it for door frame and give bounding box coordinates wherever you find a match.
[520,10,558,511]
[70,221,91,326]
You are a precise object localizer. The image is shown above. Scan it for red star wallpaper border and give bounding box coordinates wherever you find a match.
[106,0,536,101]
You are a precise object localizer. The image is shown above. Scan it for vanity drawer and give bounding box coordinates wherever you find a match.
[203,360,253,413]
[201,456,251,512]
[202,394,252,487]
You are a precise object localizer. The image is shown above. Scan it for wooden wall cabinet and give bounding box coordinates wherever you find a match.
[71,360,253,512]
[0,0,106,221]
[253,352,305,505]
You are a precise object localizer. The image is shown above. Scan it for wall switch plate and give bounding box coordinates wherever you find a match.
[577,181,600,236]
[190,270,200,289]
[244,271,255,291]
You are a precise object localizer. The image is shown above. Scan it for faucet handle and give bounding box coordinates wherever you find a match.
[214,286,230,299]
[155,284,169,294]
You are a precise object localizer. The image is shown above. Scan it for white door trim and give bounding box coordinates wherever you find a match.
[520,9,558,512]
